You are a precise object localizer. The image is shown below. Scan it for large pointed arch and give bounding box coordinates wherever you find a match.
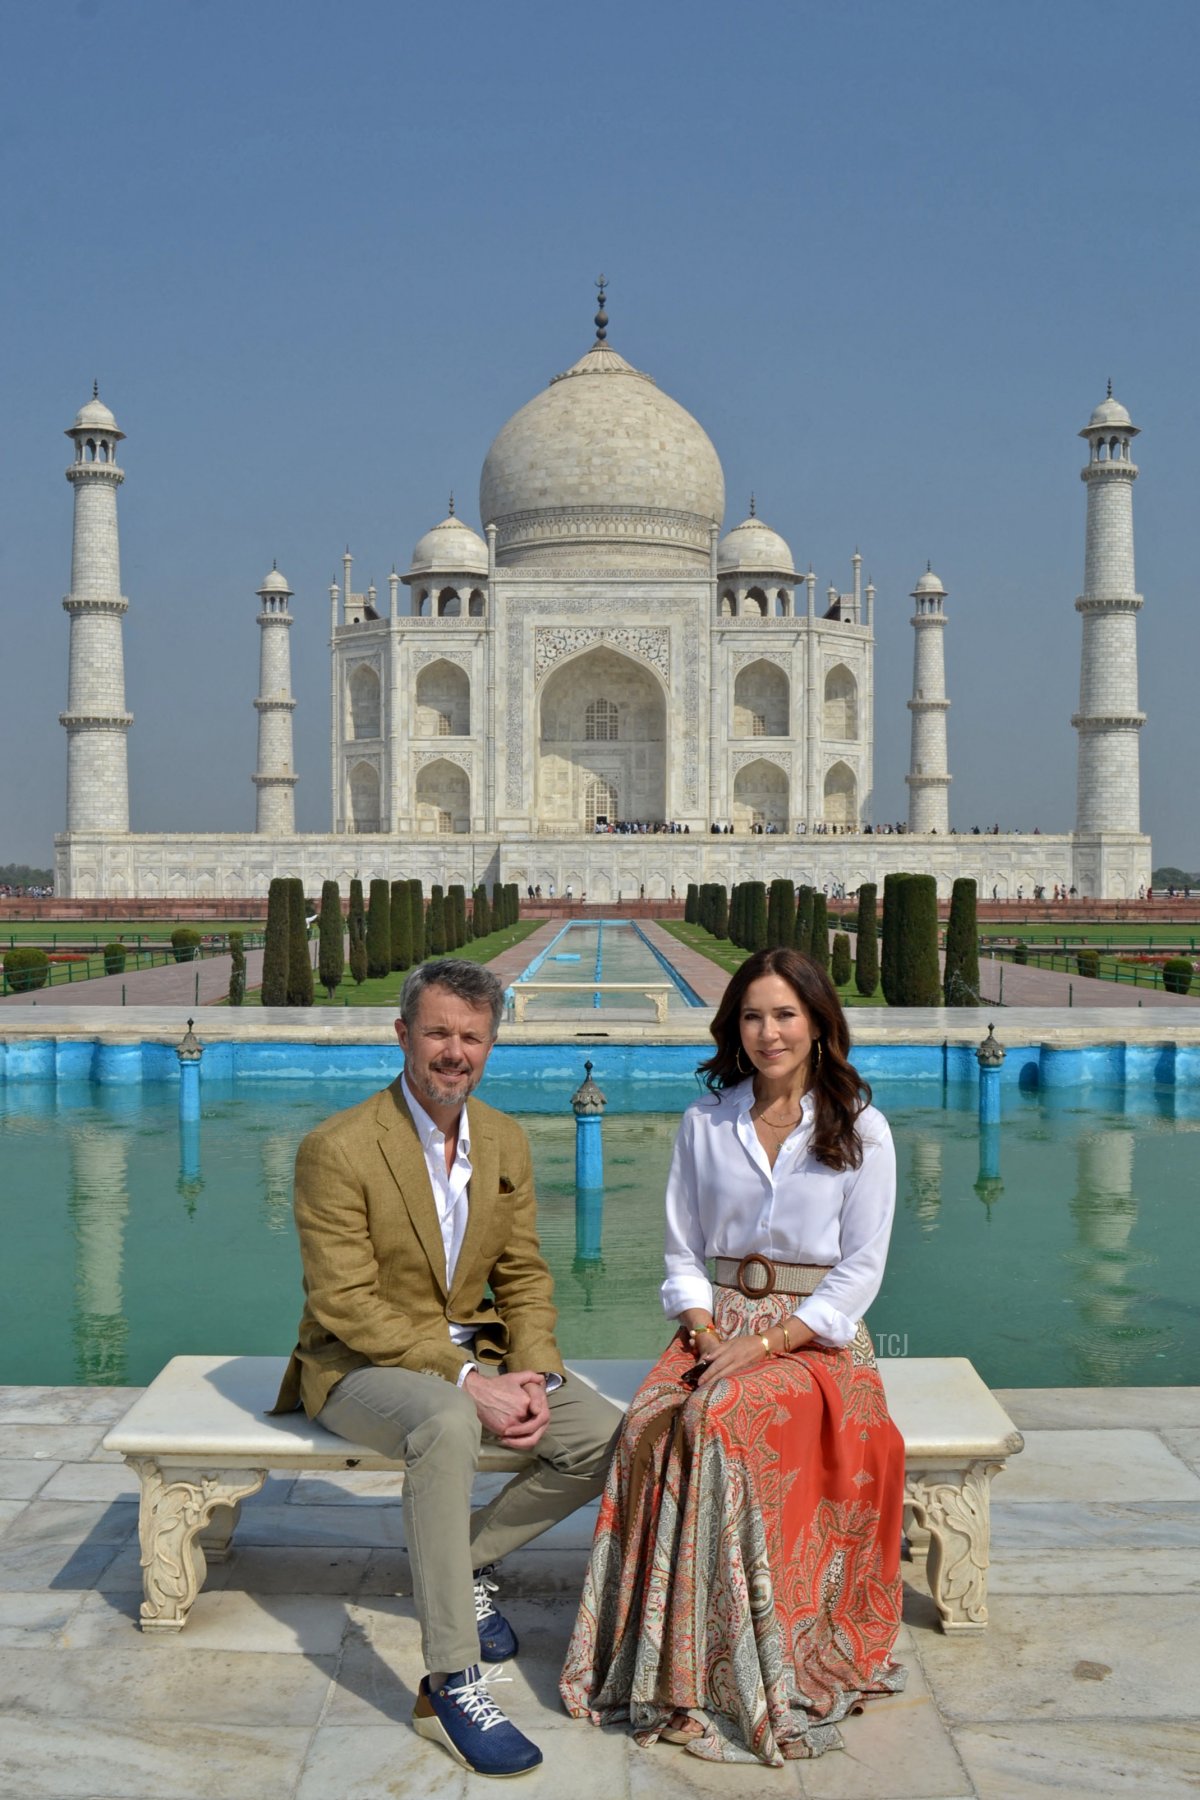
[824,664,858,740]
[733,659,789,736]
[415,758,470,833]
[349,663,381,739]
[349,760,381,832]
[732,758,788,831]
[537,644,666,828]
[416,659,470,737]
[823,760,856,826]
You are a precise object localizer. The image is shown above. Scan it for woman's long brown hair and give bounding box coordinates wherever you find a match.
[698,946,870,1171]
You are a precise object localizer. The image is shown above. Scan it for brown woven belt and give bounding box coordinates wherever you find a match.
[714,1256,833,1299]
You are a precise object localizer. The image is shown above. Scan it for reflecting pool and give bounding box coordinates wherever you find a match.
[2,1073,1196,1390]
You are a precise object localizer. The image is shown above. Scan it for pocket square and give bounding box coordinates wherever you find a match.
[498,1176,515,1194]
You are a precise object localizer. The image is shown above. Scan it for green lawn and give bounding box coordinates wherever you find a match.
[975,921,1199,947]
[227,920,541,1007]
[1,920,266,948]
[659,921,887,1006]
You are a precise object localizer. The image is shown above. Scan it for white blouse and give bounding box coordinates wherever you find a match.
[661,1079,897,1347]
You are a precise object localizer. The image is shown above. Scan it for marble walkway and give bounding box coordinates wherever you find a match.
[1,1379,1198,1799]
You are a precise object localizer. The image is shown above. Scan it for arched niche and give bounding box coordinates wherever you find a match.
[733,758,788,831]
[415,659,470,737]
[350,760,381,833]
[718,590,736,618]
[583,773,618,829]
[824,664,858,740]
[415,758,470,833]
[744,586,769,617]
[349,663,381,740]
[436,587,462,617]
[823,760,856,826]
[733,659,789,737]
[537,644,666,827]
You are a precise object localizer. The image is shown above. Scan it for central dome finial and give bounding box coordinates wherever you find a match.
[594,273,608,343]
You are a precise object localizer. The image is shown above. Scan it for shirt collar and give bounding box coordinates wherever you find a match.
[730,1078,814,1123]
[401,1072,471,1156]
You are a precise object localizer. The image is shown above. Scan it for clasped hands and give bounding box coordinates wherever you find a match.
[677,1321,772,1388]
[462,1367,550,1450]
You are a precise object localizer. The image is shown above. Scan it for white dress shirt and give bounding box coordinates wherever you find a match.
[661,1079,897,1347]
[402,1074,562,1390]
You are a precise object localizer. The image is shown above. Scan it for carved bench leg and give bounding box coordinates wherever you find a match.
[199,1500,242,1563]
[902,1504,931,1562]
[129,1458,265,1633]
[904,1460,1002,1633]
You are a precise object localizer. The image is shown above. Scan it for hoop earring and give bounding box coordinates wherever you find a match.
[812,1040,823,1071]
[735,1047,751,1076]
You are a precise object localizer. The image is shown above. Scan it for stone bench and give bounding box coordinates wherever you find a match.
[104,1352,1022,1638]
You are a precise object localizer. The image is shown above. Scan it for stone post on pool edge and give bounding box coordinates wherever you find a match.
[571,1061,606,1263]
[177,1018,203,1124]
[976,1023,1005,1126]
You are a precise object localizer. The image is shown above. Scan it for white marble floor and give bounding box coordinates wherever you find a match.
[1,1380,1198,1799]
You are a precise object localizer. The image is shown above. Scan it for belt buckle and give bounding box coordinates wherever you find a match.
[735,1253,776,1297]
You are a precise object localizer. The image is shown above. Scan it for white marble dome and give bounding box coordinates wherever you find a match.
[258,566,291,595]
[718,513,795,575]
[479,341,725,568]
[408,514,489,576]
[913,565,946,596]
[1087,392,1133,430]
[70,395,123,437]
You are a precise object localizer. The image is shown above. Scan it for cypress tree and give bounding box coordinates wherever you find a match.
[287,878,314,1007]
[318,879,344,999]
[855,882,879,997]
[733,882,747,948]
[428,885,447,955]
[810,892,830,972]
[448,884,467,950]
[747,880,768,952]
[711,885,729,938]
[473,883,490,939]
[794,885,815,956]
[261,877,290,1006]
[685,882,698,924]
[944,877,980,1006]
[509,883,520,926]
[408,878,425,962]
[348,879,367,984]
[880,873,903,1004]
[228,931,246,1006]
[390,880,411,971]
[768,878,795,949]
[884,873,941,1006]
[366,878,391,979]
[831,931,852,987]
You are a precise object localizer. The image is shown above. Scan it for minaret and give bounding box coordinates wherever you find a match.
[905,564,951,833]
[1073,386,1144,833]
[253,565,298,834]
[61,387,132,833]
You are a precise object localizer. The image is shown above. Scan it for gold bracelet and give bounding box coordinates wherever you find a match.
[760,1333,772,1357]
[781,1322,792,1354]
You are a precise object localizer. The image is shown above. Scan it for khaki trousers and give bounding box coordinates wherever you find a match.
[317,1363,622,1674]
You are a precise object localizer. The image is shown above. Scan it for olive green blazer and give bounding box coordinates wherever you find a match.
[272,1078,564,1419]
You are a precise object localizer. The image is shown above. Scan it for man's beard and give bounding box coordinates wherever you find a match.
[411,1060,478,1110]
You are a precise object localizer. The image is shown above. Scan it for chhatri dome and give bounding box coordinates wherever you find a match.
[717,502,796,575]
[478,280,724,569]
[407,504,489,577]
[69,385,123,440]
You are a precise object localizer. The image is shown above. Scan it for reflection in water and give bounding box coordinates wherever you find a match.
[906,1137,943,1235]
[261,1134,297,1233]
[571,1186,606,1311]
[178,1118,205,1211]
[1066,1130,1168,1382]
[974,1123,1004,1214]
[68,1124,130,1386]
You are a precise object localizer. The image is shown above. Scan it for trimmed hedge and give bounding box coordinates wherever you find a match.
[348,879,367,985]
[390,880,412,972]
[102,942,126,976]
[794,885,815,956]
[286,878,314,1007]
[831,932,852,987]
[448,884,468,949]
[261,878,290,1005]
[685,882,699,925]
[767,878,795,950]
[170,927,201,963]
[3,945,50,992]
[366,879,391,979]
[809,893,830,972]
[228,931,246,1006]
[1013,940,1029,965]
[943,877,979,1006]
[1163,956,1194,995]
[881,872,940,1006]
[408,879,426,961]
[473,883,490,938]
[428,885,447,955]
[855,883,879,997]
[318,882,344,998]
[1076,948,1100,979]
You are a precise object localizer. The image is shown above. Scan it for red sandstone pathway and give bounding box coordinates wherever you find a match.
[0,947,266,1008]
[975,953,1200,1009]
[636,920,729,1006]
[483,921,569,989]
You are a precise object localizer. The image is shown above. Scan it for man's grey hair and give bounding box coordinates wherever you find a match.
[399,959,505,1037]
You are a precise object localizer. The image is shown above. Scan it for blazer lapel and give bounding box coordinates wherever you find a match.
[451,1098,496,1304]
[375,1080,448,1297]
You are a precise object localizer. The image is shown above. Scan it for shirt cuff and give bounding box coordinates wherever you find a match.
[794,1296,856,1347]
[543,1372,563,1392]
[455,1361,478,1388]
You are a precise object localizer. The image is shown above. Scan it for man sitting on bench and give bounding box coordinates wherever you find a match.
[272,958,622,1779]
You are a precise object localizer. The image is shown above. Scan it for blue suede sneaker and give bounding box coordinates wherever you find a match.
[413,1664,542,1777]
[474,1565,519,1661]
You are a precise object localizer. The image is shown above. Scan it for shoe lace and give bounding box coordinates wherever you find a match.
[445,1664,512,1733]
[473,1570,500,1622]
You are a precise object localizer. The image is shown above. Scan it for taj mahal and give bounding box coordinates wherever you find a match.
[54,292,1151,900]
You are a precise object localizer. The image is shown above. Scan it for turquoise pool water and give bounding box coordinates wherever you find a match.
[511,920,703,1014]
[3,1072,1196,1391]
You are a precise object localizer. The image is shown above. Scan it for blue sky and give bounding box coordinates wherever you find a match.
[2,0,1197,868]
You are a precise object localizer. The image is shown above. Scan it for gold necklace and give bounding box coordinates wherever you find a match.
[752,1105,802,1133]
